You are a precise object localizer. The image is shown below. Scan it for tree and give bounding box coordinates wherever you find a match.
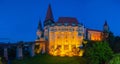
[106,31,120,53]
[0,57,2,64]
[107,31,115,48]
[0,47,3,57]
[109,54,120,64]
[113,36,120,53]
[84,41,113,64]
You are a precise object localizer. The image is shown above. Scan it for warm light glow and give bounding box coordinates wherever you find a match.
[88,31,102,41]
[79,49,84,56]
[35,41,46,54]
[48,26,84,56]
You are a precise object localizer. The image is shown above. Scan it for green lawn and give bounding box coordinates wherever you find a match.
[12,54,86,64]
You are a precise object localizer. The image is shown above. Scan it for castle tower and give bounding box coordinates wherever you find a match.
[44,4,54,40]
[36,20,43,40]
[103,20,109,40]
[44,4,54,26]
[35,20,46,54]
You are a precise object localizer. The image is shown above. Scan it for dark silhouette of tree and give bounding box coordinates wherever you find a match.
[0,57,2,64]
[8,46,16,60]
[105,31,120,53]
[113,36,120,53]
[0,47,3,57]
[106,31,115,48]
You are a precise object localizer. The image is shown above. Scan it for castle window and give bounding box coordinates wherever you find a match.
[76,29,78,31]
[57,45,61,49]
[72,23,76,26]
[54,28,57,31]
[78,33,82,36]
[78,24,82,27]
[78,28,83,32]
[58,28,60,31]
[70,28,74,31]
[64,23,68,26]
[65,28,68,31]
[57,36,59,39]
[51,23,55,26]
[72,29,74,31]
[70,28,72,31]
[62,28,64,31]
[51,28,54,31]
[64,45,69,50]
[57,23,62,26]
[73,36,74,39]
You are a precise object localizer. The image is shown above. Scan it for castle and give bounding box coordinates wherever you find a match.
[35,4,109,57]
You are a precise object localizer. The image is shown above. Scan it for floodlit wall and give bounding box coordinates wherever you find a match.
[48,25,84,56]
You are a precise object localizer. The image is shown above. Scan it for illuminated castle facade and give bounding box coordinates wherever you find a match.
[35,4,109,56]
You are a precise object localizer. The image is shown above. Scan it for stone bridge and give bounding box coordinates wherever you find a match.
[0,42,35,60]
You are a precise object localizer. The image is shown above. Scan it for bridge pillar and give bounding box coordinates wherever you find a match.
[4,47,8,60]
[42,43,45,54]
[16,45,23,59]
[29,43,35,57]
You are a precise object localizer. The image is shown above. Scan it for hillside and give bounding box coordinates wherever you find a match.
[12,54,86,64]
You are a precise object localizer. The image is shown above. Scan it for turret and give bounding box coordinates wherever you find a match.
[103,20,109,40]
[103,20,109,32]
[36,20,43,39]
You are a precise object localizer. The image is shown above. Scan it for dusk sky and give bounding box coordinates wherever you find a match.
[0,0,120,42]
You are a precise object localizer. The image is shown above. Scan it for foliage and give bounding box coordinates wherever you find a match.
[8,46,16,59]
[109,54,120,64]
[107,31,115,48]
[12,54,86,64]
[1,57,7,64]
[84,41,113,64]
[106,31,120,53]
[0,47,3,57]
[112,36,120,53]
[0,57,2,64]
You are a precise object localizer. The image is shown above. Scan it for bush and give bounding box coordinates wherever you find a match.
[84,41,113,64]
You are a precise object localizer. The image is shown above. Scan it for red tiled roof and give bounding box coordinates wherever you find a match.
[57,17,79,24]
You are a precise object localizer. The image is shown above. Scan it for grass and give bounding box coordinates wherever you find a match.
[12,54,86,64]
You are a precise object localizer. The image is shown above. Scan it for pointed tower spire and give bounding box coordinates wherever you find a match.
[104,20,108,26]
[37,20,43,39]
[45,4,54,21]
[103,20,109,32]
[38,20,43,31]
[44,4,54,26]
[103,20,109,40]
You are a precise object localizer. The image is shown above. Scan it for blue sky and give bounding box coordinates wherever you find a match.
[0,0,120,42]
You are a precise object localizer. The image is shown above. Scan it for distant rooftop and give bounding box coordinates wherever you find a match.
[57,17,79,24]
[86,28,103,32]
